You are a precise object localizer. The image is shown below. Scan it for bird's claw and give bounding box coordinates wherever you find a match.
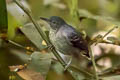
[64,57,72,71]
[48,44,54,50]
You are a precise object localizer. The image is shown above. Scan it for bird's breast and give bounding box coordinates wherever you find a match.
[49,29,78,55]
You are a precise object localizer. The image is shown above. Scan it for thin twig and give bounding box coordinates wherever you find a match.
[88,26,119,80]
[88,45,99,80]
[102,26,118,39]
[98,64,120,77]
[8,40,25,49]
[70,65,94,77]
[93,26,118,45]
[100,40,120,45]
[7,40,34,52]
[14,0,93,79]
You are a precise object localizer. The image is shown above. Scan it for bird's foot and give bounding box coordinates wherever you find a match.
[81,52,91,61]
[48,44,55,51]
[64,57,72,71]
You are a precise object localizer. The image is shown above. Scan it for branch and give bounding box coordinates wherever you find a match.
[14,0,93,79]
[99,65,120,77]
[6,40,34,52]
[100,40,120,46]
[91,26,118,45]
[88,45,99,80]
[88,26,119,80]
[102,26,118,39]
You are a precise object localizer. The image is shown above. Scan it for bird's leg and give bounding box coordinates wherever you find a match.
[64,56,72,71]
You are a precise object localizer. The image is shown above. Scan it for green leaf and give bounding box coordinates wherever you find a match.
[102,75,120,80]
[8,13,20,39]
[0,0,8,29]
[20,23,47,50]
[78,9,120,26]
[28,52,52,78]
[107,36,120,44]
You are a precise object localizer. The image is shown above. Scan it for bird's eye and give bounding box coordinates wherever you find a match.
[52,21,57,24]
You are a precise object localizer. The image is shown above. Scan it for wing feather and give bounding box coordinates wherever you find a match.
[63,26,90,57]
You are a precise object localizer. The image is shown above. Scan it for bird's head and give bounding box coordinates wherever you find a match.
[40,16,66,30]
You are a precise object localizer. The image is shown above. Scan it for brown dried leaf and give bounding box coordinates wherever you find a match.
[17,69,44,80]
[9,64,27,72]
[9,65,44,80]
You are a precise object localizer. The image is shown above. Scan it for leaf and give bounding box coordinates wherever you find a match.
[0,0,8,29]
[10,48,30,63]
[17,69,44,80]
[0,39,2,47]
[102,75,120,80]
[49,60,87,80]
[107,36,120,45]
[78,9,120,26]
[43,0,66,9]
[20,23,47,50]
[9,52,53,79]
[28,52,52,78]
[7,13,20,39]
[9,65,44,80]
[7,1,30,39]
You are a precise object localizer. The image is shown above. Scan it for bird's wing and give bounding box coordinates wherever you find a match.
[63,26,89,57]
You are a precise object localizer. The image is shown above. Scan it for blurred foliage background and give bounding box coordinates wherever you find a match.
[1,0,120,80]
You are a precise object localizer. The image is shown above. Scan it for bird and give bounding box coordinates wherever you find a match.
[40,16,90,68]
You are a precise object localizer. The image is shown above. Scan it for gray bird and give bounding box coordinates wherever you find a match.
[40,16,90,65]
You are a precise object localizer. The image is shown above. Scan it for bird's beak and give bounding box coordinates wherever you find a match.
[40,17,50,23]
